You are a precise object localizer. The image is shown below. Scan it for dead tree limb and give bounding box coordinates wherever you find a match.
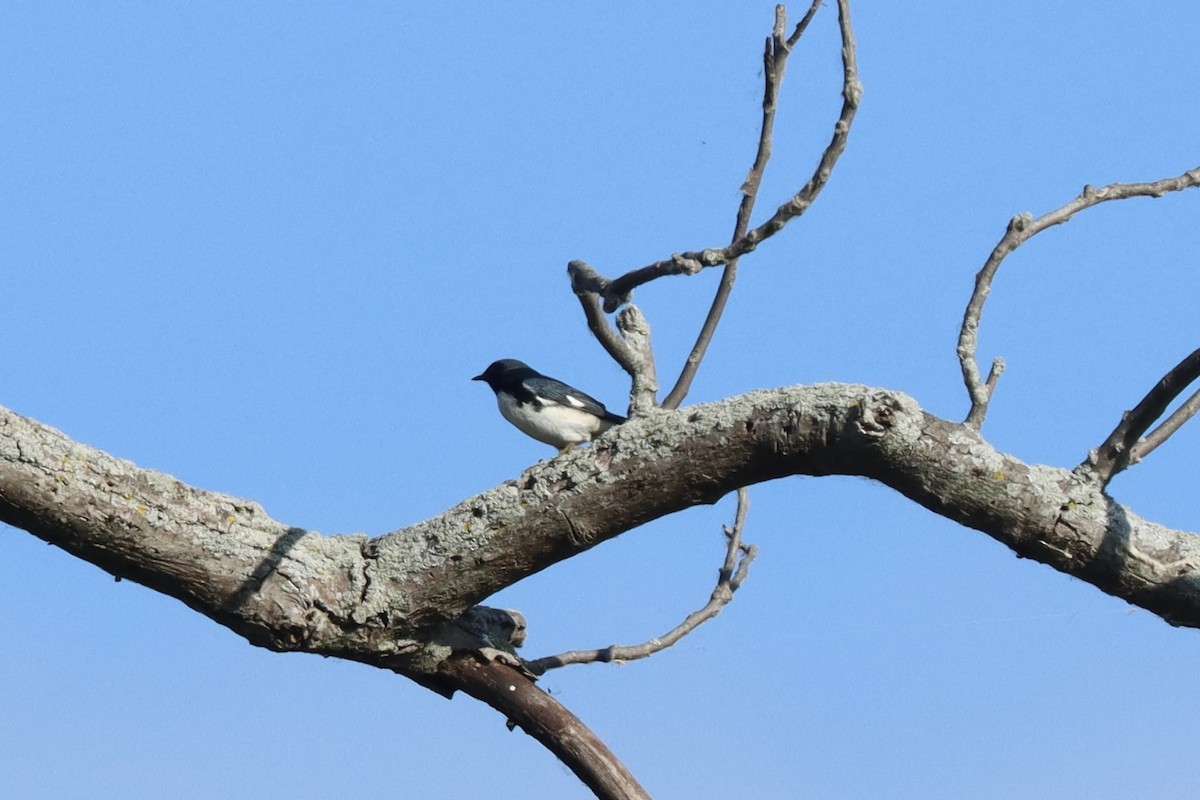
[526,488,755,674]
[1080,347,1200,486]
[567,0,861,315]
[958,166,1200,429]
[6,382,1200,673]
[662,1,823,410]
[438,654,651,800]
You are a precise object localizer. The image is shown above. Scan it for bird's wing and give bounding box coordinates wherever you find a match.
[521,375,613,418]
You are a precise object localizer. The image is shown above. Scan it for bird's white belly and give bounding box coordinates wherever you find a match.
[497,393,602,448]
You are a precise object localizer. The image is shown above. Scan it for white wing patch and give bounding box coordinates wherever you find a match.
[534,392,589,410]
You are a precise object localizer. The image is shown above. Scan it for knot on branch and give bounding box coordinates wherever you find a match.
[568,259,630,314]
[852,394,899,439]
[398,606,531,698]
[845,78,864,106]
[1007,212,1033,234]
[431,606,528,666]
[616,305,651,341]
[671,253,706,275]
[466,605,528,647]
[567,259,607,296]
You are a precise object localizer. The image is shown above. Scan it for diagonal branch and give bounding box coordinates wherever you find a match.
[568,0,861,315]
[958,165,1200,429]
[1134,388,1200,464]
[1079,347,1200,486]
[662,1,823,410]
[438,655,651,800]
[525,487,756,675]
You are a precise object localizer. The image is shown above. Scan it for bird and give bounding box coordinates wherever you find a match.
[473,359,626,453]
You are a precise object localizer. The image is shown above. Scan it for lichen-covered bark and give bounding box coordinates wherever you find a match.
[2,383,1198,683]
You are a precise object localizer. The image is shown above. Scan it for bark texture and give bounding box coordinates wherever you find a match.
[439,655,651,800]
[2,383,1198,684]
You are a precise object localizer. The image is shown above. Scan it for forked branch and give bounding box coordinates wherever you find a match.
[567,0,861,316]
[1080,347,1200,486]
[1135,389,1200,464]
[958,165,1200,429]
[569,261,659,414]
[662,0,823,410]
[525,488,756,675]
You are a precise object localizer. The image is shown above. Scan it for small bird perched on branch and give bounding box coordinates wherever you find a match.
[473,359,626,453]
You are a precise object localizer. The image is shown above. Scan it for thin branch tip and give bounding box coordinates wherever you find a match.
[663,0,854,409]
[1133,388,1200,464]
[985,357,1005,391]
[1084,347,1200,485]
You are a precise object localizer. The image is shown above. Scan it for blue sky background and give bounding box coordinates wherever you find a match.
[3,3,1200,798]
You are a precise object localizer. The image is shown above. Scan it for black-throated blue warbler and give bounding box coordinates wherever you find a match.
[473,359,625,452]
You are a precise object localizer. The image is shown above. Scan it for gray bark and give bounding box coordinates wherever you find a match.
[2,382,1198,684]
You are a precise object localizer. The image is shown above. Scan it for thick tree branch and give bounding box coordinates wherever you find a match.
[526,488,755,674]
[6,381,1200,688]
[958,165,1200,429]
[438,655,651,800]
[568,0,861,314]
[1080,347,1200,486]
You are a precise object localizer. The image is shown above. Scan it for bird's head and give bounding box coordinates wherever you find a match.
[472,359,531,391]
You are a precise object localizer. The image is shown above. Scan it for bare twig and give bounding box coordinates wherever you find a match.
[1134,388,1200,464]
[567,0,861,315]
[958,165,1200,429]
[526,488,756,675]
[787,0,824,47]
[720,487,754,586]
[1079,347,1200,486]
[662,1,823,410]
[438,655,651,800]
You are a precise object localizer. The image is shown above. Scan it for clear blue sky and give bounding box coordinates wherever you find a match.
[3,3,1200,798]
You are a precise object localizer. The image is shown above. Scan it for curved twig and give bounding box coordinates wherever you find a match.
[1079,347,1200,486]
[958,165,1200,429]
[525,488,756,674]
[570,260,636,369]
